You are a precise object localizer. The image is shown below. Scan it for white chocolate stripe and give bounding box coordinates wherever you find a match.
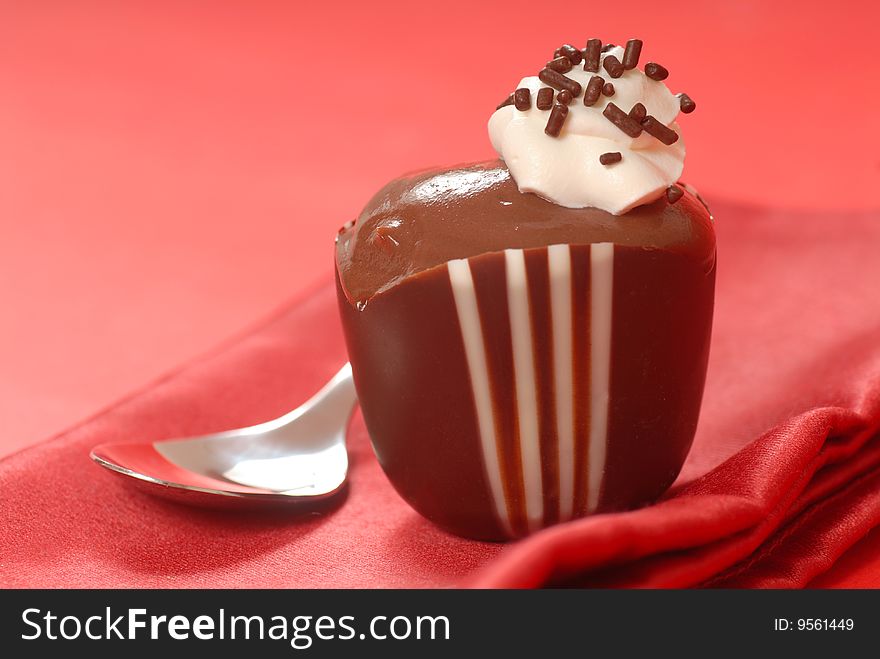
[588,243,614,512]
[447,259,513,536]
[504,249,544,532]
[449,242,614,535]
[548,244,574,521]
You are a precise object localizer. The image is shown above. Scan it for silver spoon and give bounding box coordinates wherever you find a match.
[90,363,357,507]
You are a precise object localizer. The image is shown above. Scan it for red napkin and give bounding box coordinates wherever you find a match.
[2,201,879,588]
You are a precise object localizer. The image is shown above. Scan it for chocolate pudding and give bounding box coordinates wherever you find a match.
[336,39,715,540]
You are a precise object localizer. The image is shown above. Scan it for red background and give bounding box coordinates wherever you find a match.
[1,1,878,586]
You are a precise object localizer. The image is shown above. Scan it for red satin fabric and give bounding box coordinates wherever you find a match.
[2,201,879,588]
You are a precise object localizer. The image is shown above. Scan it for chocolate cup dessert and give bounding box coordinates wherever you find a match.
[336,161,715,540]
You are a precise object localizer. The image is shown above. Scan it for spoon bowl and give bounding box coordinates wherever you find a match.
[91,364,357,507]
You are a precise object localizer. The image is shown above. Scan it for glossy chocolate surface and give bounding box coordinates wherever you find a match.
[336,160,715,305]
[336,161,716,540]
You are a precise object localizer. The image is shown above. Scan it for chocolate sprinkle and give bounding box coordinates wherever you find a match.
[666,185,684,203]
[545,102,569,137]
[514,87,531,111]
[641,115,679,145]
[603,54,624,78]
[678,93,696,113]
[603,82,615,96]
[558,44,583,65]
[583,75,604,106]
[622,39,643,69]
[556,89,573,105]
[602,102,643,137]
[536,87,554,110]
[601,43,617,52]
[496,93,514,110]
[547,56,573,73]
[538,68,582,96]
[583,38,601,72]
[599,152,622,165]
[628,102,647,122]
[644,62,669,81]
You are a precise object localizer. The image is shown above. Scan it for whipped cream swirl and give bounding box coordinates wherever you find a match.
[489,45,685,215]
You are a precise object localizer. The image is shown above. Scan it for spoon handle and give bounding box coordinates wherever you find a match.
[203,363,357,437]
[310,362,357,415]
